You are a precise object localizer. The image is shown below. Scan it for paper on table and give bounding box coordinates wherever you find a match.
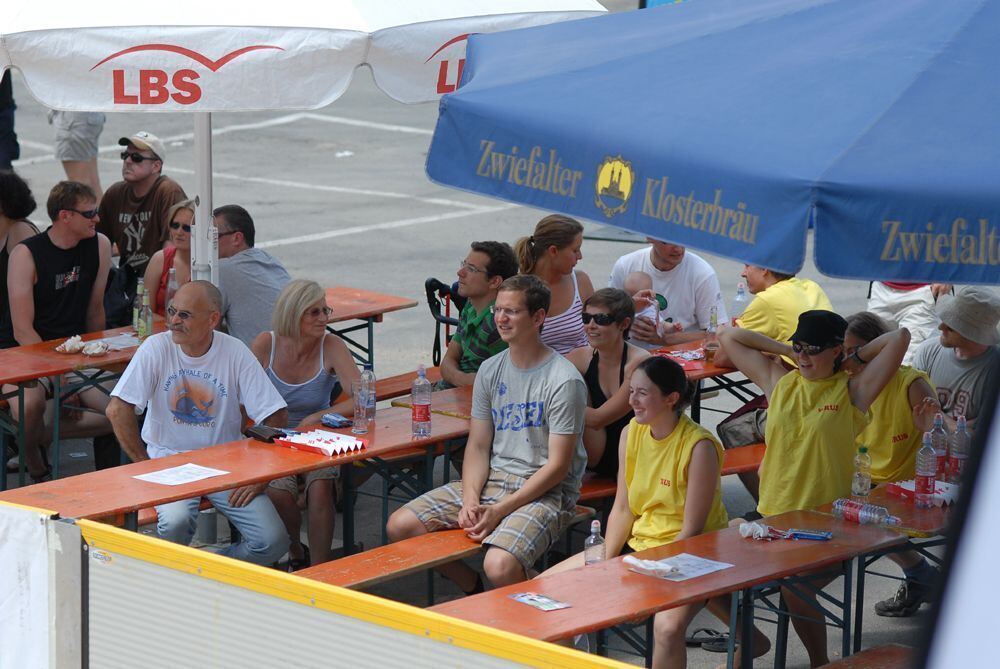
[98,333,141,350]
[624,552,733,582]
[134,463,229,486]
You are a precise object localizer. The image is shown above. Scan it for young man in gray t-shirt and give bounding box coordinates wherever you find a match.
[388,275,587,593]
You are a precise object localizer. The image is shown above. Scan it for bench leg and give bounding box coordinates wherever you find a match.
[841,559,853,660]
[854,555,868,653]
[691,379,703,423]
[773,593,789,669]
[342,462,356,556]
[645,617,654,668]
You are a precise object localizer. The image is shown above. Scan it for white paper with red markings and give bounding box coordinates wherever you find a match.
[275,430,365,457]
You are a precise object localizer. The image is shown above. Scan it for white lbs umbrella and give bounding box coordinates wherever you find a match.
[1,0,605,280]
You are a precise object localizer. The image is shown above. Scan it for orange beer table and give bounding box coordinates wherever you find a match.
[391,385,474,419]
[655,339,760,422]
[0,407,469,554]
[431,510,905,668]
[393,344,757,424]
[817,485,952,652]
[0,323,166,488]
[324,286,418,366]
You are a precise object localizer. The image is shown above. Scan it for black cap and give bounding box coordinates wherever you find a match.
[790,310,847,347]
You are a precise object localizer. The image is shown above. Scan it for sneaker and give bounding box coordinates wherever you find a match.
[874,581,930,617]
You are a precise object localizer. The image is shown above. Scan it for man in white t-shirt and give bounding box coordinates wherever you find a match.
[609,239,727,349]
[106,281,290,566]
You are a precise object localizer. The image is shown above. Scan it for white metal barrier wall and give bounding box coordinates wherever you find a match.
[1,502,627,669]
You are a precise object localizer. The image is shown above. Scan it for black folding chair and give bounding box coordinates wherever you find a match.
[424,278,467,366]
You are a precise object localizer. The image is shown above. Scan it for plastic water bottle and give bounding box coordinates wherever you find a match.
[930,413,949,478]
[164,267,179,312]
[584,520,605,564]
[730,282,749,325]
[851,446,872,498]
[704,305,720,364]
[411,365,432,438]
[831,498,899,525]
[948,415,970,484]
[915,431,937,509]
[132,278,145,332]
[361,364,377,427]
[136,291,153,342]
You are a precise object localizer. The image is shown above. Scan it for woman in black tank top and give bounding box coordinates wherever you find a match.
[0,171,41,337]
[565,288,649,478]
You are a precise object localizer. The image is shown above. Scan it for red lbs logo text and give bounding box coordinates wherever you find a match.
[426,34,471,94]
[92,44,283,105]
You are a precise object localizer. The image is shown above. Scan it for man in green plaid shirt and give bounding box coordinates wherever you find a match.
[439,241,518,388]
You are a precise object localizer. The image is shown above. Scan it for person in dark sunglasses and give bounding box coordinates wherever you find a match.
[565,288,649,478]
[0,180,115,482]
[144,198,196,316]
[96,131,187,321]
[720,310,908,666]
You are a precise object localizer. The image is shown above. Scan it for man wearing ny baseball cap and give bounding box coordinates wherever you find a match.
[97,130,187,321]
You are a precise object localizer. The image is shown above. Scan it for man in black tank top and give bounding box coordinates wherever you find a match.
[1,181,113,481]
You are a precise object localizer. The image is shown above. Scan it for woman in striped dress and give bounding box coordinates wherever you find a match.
[513,215,594,354]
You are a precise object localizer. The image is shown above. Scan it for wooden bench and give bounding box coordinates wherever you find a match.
[373,367,442,401]
[96,498,214,529]
[578,443,766,508]
[820,643,912,668]
[297,506,595,594]
[297,528,481,589]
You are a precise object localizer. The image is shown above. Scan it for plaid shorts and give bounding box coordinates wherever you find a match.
[268,466,339,496]
[404,470,576,571]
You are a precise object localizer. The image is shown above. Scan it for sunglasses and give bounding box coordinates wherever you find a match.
[121,150,158,163]
[581,312,616,326]
[169,220,192,233]
[64,207,99,219]
[791,341,835,356]
[304,306,333,319]
[166,305,206,321]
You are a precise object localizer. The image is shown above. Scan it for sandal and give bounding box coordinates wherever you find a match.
[288,544,311,572]
[685,627,727,647]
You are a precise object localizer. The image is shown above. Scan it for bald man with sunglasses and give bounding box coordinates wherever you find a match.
[97,131,187,317]
[107,281,290,566]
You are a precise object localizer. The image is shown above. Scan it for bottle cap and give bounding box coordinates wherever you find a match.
[590,519,600,532]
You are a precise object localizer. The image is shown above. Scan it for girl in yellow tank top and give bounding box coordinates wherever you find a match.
[541,356,768,668]
[719,310,908,667]
[845,312,937,483]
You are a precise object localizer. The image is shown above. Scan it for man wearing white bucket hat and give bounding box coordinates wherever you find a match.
[911,285,1000,431]
[875,285,1000,619]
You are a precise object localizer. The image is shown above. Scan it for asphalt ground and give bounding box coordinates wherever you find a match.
[5,3,935,663]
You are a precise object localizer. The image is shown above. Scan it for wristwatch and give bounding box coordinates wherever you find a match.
[850,350,867,365]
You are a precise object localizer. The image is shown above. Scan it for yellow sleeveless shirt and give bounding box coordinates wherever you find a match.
[858,366,931,483]
[625,415,728,551]
[758,370,869,516]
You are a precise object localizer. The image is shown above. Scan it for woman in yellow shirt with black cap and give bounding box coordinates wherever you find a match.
[719,310,908,667]
[543,356,769,669]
